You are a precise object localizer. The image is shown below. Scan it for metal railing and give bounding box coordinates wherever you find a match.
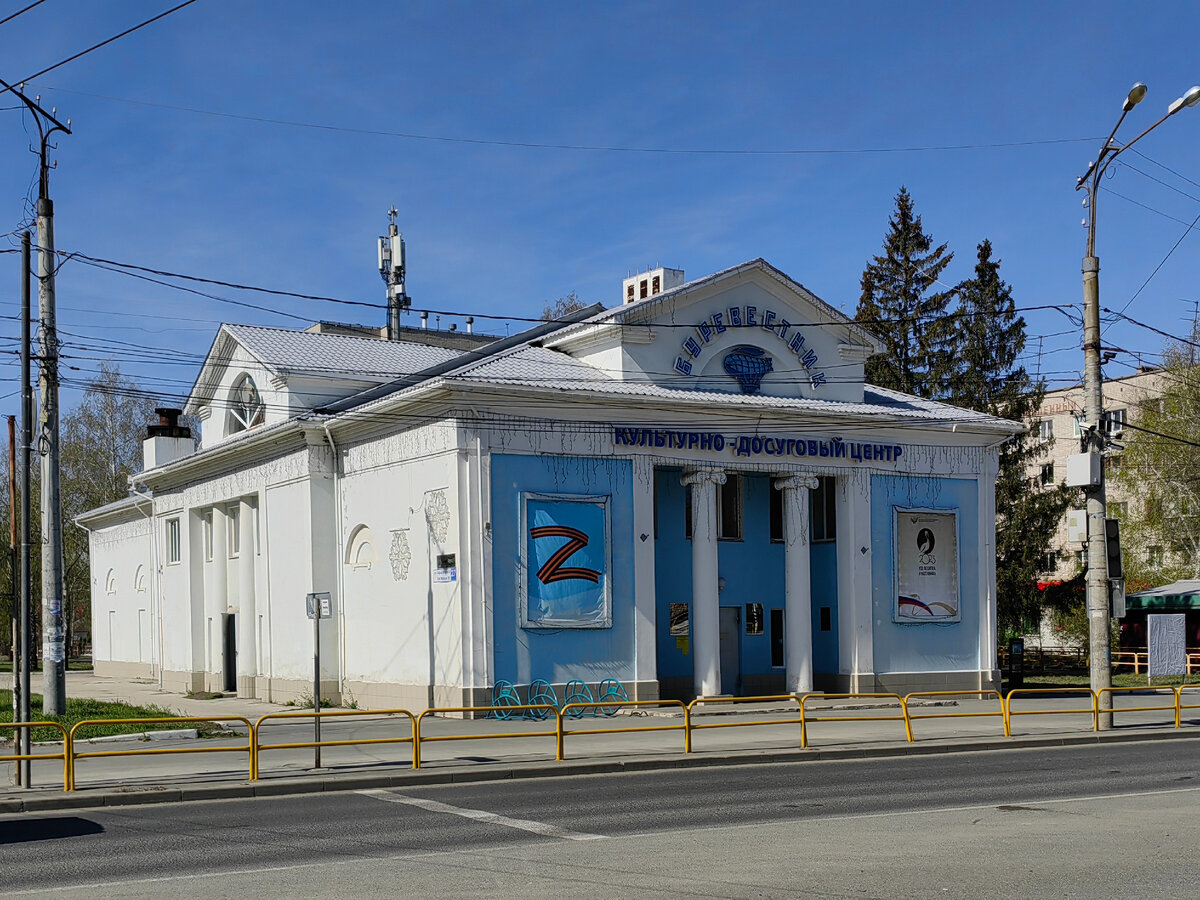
[253,709,417,779]
[8,683,1200,794]
[1004,688,1099,734]
[414,704,558,769]
[686,695,803,751]
[69,716,254,791]
[798,693,909,748]
[1,721,71,791]
[902,690,1008,740]
[556,699,689,759]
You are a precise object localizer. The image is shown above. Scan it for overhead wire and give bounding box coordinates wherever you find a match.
[0,0,47,29]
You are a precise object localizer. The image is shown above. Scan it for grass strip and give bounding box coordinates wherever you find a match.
[1,689,222,742]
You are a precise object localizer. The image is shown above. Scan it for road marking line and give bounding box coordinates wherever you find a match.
[357,789,606,841]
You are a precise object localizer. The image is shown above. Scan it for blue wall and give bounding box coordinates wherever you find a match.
[490,453,635,686]
[870,474,980,673]
[654,470,838,685]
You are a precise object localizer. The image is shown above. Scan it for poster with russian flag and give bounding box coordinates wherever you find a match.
[894,509,960,623]
[521,494,611,628]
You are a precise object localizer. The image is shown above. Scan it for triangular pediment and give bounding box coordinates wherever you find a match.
[546,259,879,404]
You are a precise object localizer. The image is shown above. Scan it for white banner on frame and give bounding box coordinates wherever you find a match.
[894,508,960,623]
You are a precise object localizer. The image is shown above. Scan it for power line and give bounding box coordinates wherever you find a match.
[0,0,47,29]
[31,83,1102,156]
[14,0,199,85]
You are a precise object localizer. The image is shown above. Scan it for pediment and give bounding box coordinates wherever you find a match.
[548,260,879,404]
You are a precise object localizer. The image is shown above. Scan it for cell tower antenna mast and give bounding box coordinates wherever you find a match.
[377,206,410,340]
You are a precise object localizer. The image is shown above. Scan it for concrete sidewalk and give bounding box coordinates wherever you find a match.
[3,673,1198,814]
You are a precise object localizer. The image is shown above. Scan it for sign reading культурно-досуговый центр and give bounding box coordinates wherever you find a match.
[613,427,904,463]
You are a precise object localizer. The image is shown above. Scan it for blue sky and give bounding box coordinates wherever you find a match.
[2,0,1200,411]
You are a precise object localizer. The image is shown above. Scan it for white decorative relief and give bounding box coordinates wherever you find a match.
[389,530,412,581]
[426,490,451,543]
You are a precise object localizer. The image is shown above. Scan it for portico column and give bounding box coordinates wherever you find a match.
[774,474,820,694]
[682,468,725,698]
[236,498,257,698]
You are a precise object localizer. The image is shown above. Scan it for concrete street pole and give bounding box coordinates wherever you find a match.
[1075,82,1200,729]
[1081,255,1112,729]
[19,230,33,783]
[37,191,66,716]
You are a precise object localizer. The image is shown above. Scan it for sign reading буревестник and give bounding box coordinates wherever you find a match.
[673,304,826,389]
[612,427,903,462]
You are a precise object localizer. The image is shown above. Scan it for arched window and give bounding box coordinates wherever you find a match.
[226,374,266,436]
[105,569,117,595]
[346,525,377,569]
[134,565,147,593]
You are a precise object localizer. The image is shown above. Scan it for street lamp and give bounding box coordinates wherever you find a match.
[1076,82,1200,729]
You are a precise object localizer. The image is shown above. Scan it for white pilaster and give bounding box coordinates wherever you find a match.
[208,507,228,689]
[775,474,819,694]
[236,498,257,697]
[836,469,875,692]
[682,468,725,698]
[632,456,658,692]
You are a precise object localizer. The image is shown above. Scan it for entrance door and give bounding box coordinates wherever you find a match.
[222,614,237,693]
[719,607,740,695]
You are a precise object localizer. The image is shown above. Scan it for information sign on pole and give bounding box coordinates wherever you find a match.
[305,592,332,768]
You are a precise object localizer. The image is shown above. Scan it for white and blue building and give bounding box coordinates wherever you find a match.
[79,259,1018,708]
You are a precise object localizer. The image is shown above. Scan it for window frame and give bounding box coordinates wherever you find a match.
[165,517,181,565]
[227,505,241,558]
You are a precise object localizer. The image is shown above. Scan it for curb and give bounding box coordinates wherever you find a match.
[3,725,1198,815]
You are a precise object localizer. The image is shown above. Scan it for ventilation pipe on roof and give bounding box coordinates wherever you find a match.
[466,316,474,334]
[420,311,428,330]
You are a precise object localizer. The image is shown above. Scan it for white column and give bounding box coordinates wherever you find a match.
[237,498,257,698]
[682,468,725,698]
[208,507,228,691]
[775,474,820,694]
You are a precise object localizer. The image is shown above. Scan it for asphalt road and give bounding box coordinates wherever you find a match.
[2,740,1199,898]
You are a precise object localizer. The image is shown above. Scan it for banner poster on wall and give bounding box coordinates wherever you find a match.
[894,508,960,623]
[521,493,612,628]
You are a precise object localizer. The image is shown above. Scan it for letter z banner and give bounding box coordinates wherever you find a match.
[522,495,612,628]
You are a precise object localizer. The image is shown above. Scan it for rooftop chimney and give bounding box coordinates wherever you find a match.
[622,266,684,305]
[143,407,194,471]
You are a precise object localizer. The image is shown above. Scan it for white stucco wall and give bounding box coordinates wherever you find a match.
[87,515,153,674]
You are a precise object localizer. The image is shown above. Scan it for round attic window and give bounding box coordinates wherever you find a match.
[227,374,266,436]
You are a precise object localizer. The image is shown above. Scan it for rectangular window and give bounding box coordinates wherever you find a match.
[626,284,635,302]
[769,484,783,543]
[203,511,213,562]
[1073,415,1084,438]
[684,484,692,539]
[652,275,661,294]
[228,506,241,557]
[1041,550,1057,573]
[1149,545,1164,568]
[1109,501,1127,519]
[1040,463,1054,486]
[1102,408,1126,434]
[770,608,785,667]
[166,518,181,565]
[718,475,743,541]
[745,603,764,635]
[640,279,648,299]
[1075,549,1086,569]
[1038,419,1054,441]
[813,476,836,543]
[819,606,832,632]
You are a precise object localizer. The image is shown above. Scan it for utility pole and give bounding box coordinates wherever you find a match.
[19,230,32,785]
[1,76,70,715]
[7,415,16,787]
[1076,81,1200,729]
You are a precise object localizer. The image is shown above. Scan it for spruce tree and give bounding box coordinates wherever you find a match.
[855,187,956,399]
[952,240,1072,634]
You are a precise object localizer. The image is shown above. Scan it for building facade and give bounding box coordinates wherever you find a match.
[1030,368,1164,583]
[80,259,1018,709]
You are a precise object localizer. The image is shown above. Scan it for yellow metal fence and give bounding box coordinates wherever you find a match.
[5,686,1200,793]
